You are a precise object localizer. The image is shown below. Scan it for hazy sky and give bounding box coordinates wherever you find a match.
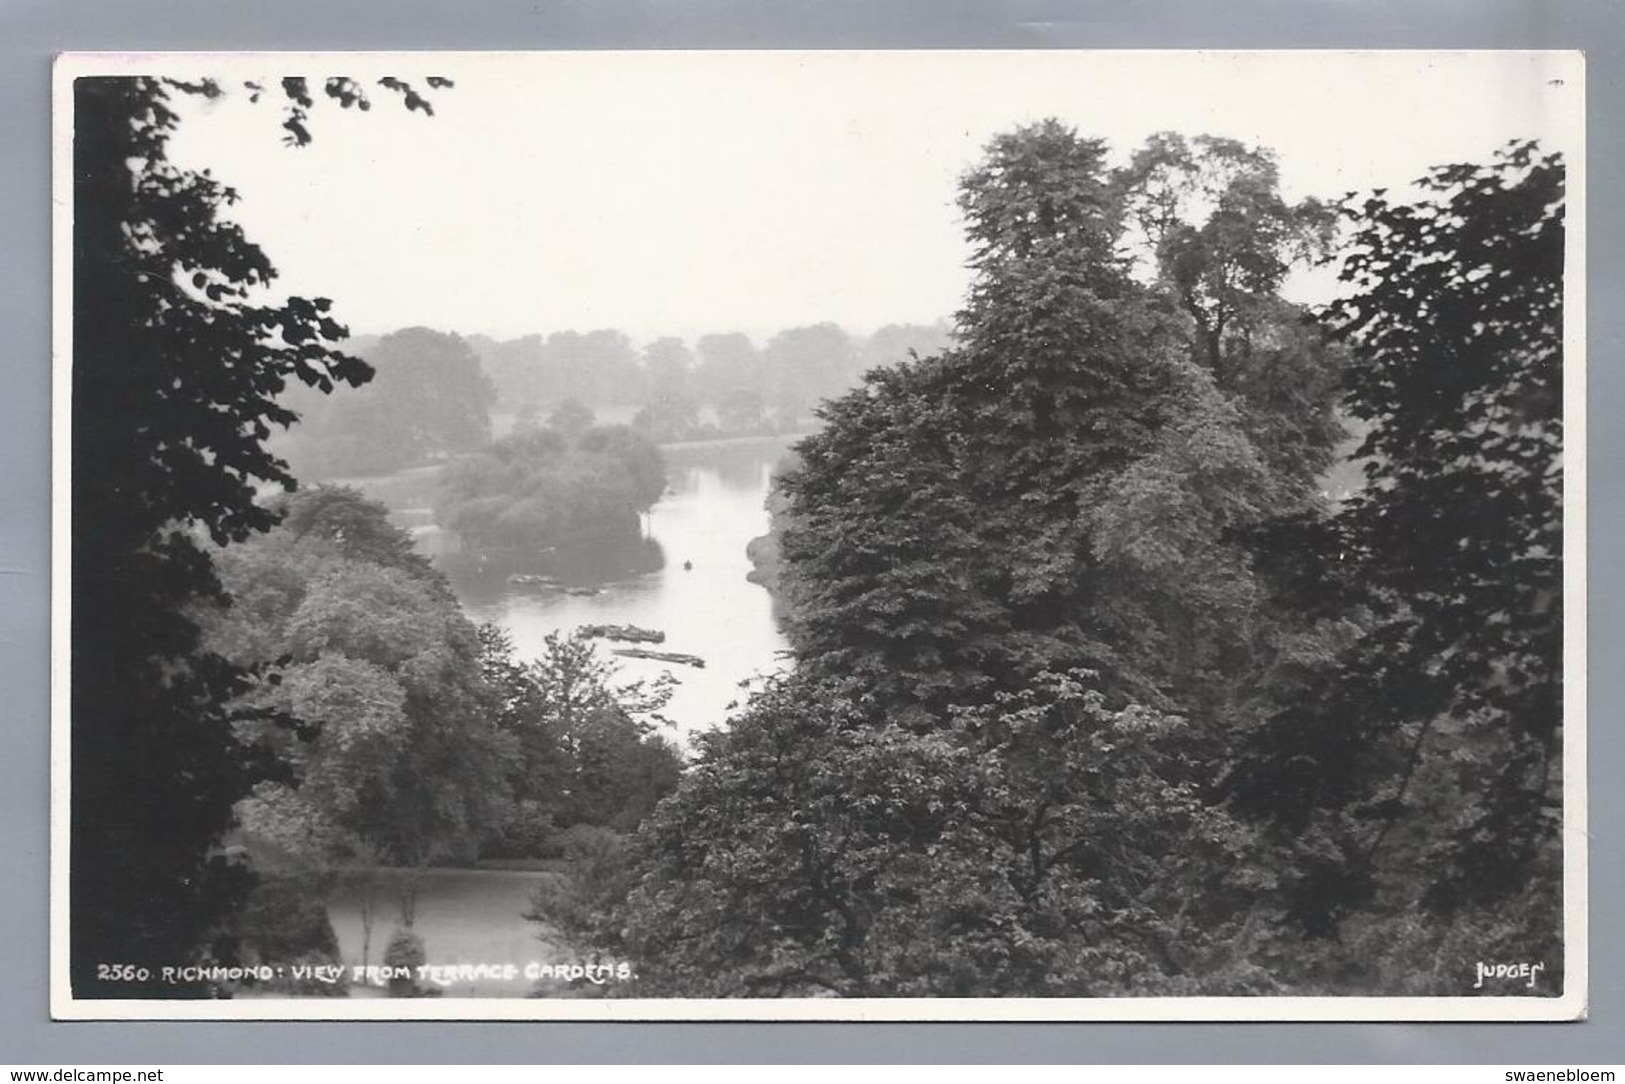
[136,50,1583,345]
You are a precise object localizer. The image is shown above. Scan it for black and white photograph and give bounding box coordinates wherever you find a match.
[51,49,1584,1020]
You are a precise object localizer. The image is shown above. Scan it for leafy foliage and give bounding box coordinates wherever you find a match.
[1230,142,1566,965]
[616,121,1351,996]
[617,674,1271,996]
[229,873,348,996]
[1115,132,1345,487]
[69,73,443,995]
[613,125,1565,1000]
[207,487,514,868]
[480,627,683,855]
[434,423,666,560]
[524,825,635,962]
[760,323,860,427]
[777,121,1306,723]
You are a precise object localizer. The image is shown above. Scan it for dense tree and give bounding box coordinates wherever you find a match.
[1229,142,1566,985]
[434,423,666,561]
[778,121,1293,721]
[481,628,682,849]
[70,74,443,996]
[613,671,1267,996]
[716,388,770,436]
[546,397,596,440]
[271,482,433,576]
[632,337,702,441]
[484,333,549,410]
[1118,135,1332,370]
[574,329,646,405]
[641,336,694,403]
[278,327,492,477]
[632,396,704,443]
[859,321,956,373]
[205,488,513,867]
[532,330,644,406]
[615,121,1340,995]
[1116,133,1344,486]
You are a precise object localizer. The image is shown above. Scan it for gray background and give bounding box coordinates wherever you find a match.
[2,0,1618,1064]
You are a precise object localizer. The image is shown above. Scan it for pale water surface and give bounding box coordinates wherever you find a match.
[445,438,794,742]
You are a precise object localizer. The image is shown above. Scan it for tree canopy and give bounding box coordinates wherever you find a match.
[601,123,1567,999]
[70,73,445,996]
[71,71,1567,1002]
[206,487,513,868]
[1227,141,1566,980]
[480,626,683,859]
[433,422,666,563]
[609,121,1354,995]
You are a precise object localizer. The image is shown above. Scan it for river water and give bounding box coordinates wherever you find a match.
[439,437,795,742]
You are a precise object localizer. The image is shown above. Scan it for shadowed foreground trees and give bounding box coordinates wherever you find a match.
[607,673,1270,996]
[70,74,444,996]
[1227,141,1566,987]
[479,626,683,859]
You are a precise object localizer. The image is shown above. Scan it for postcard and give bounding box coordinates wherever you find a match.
[51,49,1586,1020]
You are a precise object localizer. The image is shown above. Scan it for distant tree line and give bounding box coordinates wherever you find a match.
[272,322,952,480]
[470,321,956,440]
[272,326,494,478]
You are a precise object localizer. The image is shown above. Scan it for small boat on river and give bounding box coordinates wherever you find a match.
[579,623,666,644]
[612,647,706,668]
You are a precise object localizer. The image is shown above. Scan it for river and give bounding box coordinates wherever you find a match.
[432,436,796,741]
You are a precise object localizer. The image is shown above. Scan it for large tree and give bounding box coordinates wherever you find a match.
[1229,142,1566,986]
[617,671,1265,997]
[777,121,1308,724]
[1115,132,1344,487]
[692,332,764,405]
[616,121,1334,995]
[209,488,513,869]
[760,322,859,426]
[859,321,956,373]
[480,627,682,854]
[70,74,442,996]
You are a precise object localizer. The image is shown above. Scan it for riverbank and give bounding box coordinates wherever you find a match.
[656,430,812,453]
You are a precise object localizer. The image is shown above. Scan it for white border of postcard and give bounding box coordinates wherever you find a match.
[49,49,1589,1022]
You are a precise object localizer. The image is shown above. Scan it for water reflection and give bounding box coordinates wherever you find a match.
[447,438,796,740]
